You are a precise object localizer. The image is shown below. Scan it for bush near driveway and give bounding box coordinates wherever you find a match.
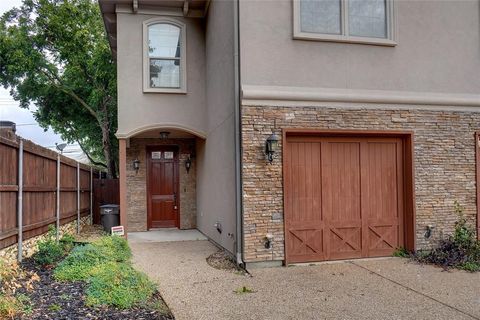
[54,235,132,281]
[54,235,156,309]
[86,262,156,309]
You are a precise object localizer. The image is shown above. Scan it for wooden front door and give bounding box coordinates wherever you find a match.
[284,135,405,263]
[147,146,179,228]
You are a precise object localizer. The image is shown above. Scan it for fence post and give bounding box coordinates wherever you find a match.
[90,167,93,224]
[56,153,60,241]
[17,139,23,262]
[77,162,80,234]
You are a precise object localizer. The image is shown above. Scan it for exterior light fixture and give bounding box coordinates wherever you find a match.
[265,132,280,163]
[185,155,192,173]
[159,131,170,139]
[133,159,140,172]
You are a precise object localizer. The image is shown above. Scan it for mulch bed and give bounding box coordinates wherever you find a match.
[15,259,174,320]
[206,250,248,276]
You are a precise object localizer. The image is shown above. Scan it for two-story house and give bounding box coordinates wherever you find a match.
[99,0,480,268]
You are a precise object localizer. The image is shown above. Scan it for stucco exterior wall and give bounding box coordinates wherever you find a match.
[239,0,480,95]
[116,13,207,138]
[241,104,480,263]
[196,0,237,253]
[126,138,196,231]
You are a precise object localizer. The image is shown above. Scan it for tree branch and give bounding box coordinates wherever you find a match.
[38,66,102,125]
[65,122,107,168]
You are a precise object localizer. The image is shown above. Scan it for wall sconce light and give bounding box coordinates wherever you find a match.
[133,159,140,172]
[265,132,280,163]
[264,234,273,249]
[424,225,435,239]
[185,155,192,173]
[159,131,170,140]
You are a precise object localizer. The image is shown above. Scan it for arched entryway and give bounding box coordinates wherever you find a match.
[118,126,205,234]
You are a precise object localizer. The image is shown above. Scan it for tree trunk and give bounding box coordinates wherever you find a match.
[101,119,117,178]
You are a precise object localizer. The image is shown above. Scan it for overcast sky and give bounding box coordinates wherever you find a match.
[0,0,88,162]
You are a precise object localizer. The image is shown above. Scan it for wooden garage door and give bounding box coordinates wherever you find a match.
[284,135,404,263]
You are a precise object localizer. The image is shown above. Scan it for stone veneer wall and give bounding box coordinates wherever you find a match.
[242,105,480,262]
[126,138,196,231]
[0,216,90,263]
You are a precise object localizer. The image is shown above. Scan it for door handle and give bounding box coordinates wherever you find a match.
[173,192,177,207]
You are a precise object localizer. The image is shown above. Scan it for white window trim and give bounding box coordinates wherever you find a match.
[293,0,397,46]
[143,17,187,93]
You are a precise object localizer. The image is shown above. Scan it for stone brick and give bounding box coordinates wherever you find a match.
[242,105,480,263]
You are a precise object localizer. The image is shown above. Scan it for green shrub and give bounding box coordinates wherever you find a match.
[54,244,110,281]
[93,235,131,262]
[85,262,156,309]
[54,235,131,281]
[413,201,480,272]
[393,247,410,258]
[33,226,74,266]
[60,233,76,252]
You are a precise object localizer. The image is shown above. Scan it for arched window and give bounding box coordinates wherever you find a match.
[143,19,186,93]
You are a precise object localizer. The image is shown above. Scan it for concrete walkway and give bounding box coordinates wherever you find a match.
[128,229,207,243]
[130,239,480,320]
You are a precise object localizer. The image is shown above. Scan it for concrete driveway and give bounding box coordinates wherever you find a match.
[130,238,480,320]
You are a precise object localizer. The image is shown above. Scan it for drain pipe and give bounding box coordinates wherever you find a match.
[233,0,244,267]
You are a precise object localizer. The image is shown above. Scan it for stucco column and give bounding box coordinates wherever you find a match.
[119,138,128,236]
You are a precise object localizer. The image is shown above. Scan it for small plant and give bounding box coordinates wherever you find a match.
[33,225,73,266]
[413,201,480,272]
[48,303,61,312]
[393,247,410,258]
[234,286,255,294]
[85,262,156,309]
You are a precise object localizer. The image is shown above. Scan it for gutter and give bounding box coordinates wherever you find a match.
[233,0,244,267]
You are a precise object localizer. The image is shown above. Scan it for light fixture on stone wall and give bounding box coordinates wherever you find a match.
[185,155,192,173]
[159,131,170,139]
[265,132,280,163]
[133,159,140,173]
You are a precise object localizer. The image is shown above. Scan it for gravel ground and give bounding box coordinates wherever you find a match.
[14,258,173,320]
[131,239,480,320]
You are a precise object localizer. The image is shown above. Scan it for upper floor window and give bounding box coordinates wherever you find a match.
[143,18,187,93]
[293,0,396,46]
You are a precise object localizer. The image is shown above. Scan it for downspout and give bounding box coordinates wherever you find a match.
[233,0,244,267]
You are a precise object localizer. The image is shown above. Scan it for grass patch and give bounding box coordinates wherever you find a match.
[85,262,156,309]
[54,235,131,281]
[54,235,158,310]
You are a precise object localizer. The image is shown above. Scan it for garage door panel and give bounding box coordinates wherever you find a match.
[287,142,322,223]
[323,142,361,223]
[364,142,399,221]
[328,226,362,259]
[287,227,325,261]
[368,225,399,255]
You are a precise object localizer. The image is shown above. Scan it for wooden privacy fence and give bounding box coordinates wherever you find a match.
[0,132,97,260]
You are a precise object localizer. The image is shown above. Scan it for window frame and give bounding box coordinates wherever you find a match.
[293,0,397,46]
[143,17,187,93]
